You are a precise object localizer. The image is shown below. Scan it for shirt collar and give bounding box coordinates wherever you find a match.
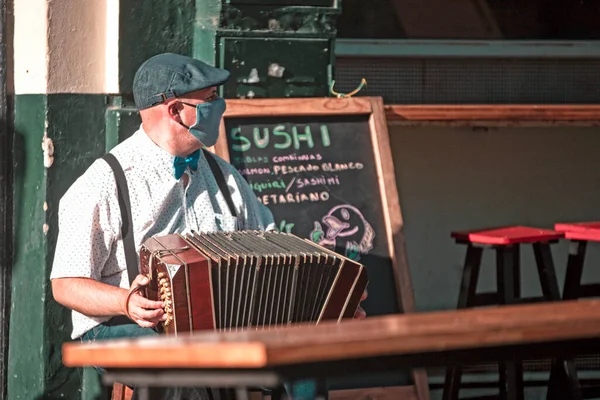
[134,125,205,179]
[135,124,178,172]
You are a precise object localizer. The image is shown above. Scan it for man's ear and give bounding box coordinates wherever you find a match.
[166,101,182,122]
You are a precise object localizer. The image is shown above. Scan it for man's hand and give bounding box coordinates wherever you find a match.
[124,275,167,328]
[354,289,368,320]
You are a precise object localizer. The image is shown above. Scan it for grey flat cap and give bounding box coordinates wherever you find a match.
[133,53,230,110]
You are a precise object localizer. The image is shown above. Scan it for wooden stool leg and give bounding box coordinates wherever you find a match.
[563,240,587,300]
[496,246,524,400]
[112,383,134,400]
[457,245,484,308]
[442,367,463,400]
[498,362,507,400]
[512,244,521,300]
[547,359,583,400]
[497,245,518,304]
[497,360,524,400]
[532,243,561,301]
[545,241,586,399]
[443,244,484,400]
[507,359,524,400]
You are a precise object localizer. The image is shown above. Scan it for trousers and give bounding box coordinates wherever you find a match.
[81,317,317,400]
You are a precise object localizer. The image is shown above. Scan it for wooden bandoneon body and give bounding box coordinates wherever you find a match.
[140,230,368,335]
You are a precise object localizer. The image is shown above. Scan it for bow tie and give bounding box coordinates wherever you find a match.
[173,150,200,179]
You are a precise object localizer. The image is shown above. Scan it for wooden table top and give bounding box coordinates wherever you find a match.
[63,299,600,370]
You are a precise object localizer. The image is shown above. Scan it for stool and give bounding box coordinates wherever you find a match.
[443,226,564,400]
[555,222,600,301]
[111,383,133,400]
[545,222,600,400]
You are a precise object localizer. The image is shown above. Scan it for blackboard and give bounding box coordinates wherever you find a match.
[214,97,417,318]
[214,97,427,398]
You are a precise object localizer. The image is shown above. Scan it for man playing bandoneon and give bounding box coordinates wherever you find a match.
[51,52,365,400]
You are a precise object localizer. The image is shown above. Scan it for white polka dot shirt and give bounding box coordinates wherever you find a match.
[50,126,275,339]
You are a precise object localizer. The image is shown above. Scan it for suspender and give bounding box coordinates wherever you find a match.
[102,150,236,286]
[202,148,237,218]
[102,153,138,287]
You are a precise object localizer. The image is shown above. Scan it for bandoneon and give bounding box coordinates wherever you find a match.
[140,230,368,335]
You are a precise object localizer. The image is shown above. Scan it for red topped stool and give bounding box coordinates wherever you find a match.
[545,222,600,400]
[555,222,600,300]
[443,226,564,400]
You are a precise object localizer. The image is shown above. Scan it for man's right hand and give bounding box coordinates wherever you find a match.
[124,275,167,328]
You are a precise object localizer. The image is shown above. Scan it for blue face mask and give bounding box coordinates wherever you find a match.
[180,97,226,147]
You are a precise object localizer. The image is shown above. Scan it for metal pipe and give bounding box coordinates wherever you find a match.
[0,0,12,397]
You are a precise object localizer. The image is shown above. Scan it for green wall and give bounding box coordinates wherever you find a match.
[119,0,196,93]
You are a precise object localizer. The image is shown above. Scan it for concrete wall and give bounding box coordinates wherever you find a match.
[389,124,600,312]
[14,0,118,94]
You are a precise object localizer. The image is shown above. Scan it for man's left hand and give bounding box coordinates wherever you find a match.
[354,289,368,320]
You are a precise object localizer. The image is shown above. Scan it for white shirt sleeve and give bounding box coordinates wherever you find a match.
[50,160,120,281]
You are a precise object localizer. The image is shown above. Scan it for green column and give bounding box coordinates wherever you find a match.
[8,95,108,399]
[9,95,48,399]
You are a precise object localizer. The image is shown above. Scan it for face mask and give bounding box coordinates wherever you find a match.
[184,97,226,148]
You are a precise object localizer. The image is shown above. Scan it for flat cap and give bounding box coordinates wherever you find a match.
[133,53,230,110]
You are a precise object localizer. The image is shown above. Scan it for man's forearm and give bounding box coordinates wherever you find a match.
[51,277,128,318]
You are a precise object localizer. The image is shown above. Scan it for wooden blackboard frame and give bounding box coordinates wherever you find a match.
[384,104,600,126]
[213,97,429,400]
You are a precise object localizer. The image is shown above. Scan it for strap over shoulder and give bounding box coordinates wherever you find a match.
[202,149,237,218]
[102,153,138,287]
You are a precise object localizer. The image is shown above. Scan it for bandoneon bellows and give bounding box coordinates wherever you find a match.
[140,231,368,335]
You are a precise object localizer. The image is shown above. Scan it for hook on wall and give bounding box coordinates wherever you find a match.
[330,78,367,98]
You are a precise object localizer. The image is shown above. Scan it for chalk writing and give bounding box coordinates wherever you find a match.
[249,179,287,193]
[278,220,295,233]
[230,124,331,152]
[238,167,272,176]
[321,162,364,172]
[272,153,323,163]
[232,155,269,165]
[258,191,330,205]
[272,164,320,175]
[296,175,340,189]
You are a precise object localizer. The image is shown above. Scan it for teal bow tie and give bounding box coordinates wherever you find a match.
[173,150,200,179]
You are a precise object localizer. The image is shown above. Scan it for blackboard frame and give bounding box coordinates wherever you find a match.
[213,97,429,400]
